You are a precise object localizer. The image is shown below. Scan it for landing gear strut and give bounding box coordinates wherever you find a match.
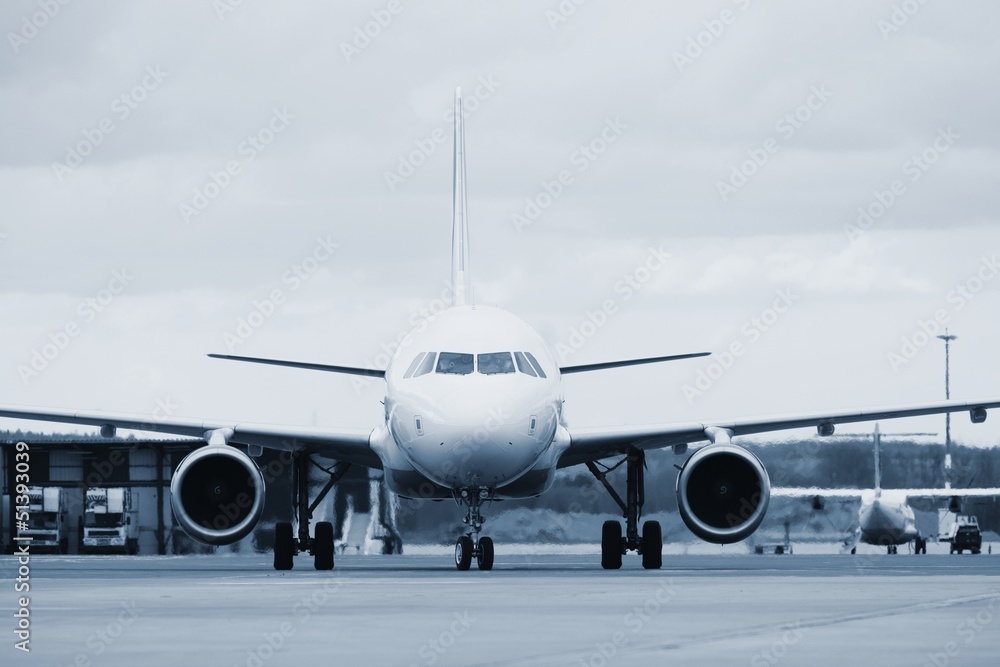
[588,449,662,570]
[454,488,495,571]
[273,451,351,571]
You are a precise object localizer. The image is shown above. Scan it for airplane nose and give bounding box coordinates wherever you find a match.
[433,390,515,445]
[402,389,544,488]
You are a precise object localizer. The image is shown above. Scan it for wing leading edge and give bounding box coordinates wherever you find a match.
[559,397,1000,468]
[772,487,1000,500]
[0,403,381,468]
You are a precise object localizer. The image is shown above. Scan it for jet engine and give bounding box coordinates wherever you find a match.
[169,445,265,545]
[676,444,770,544]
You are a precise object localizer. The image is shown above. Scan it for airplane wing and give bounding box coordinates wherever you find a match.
[559,397,1000,468]
[771,488,869,498]
[771,487,1000,501]
[896,488,1000,498]
[0,403,381,468]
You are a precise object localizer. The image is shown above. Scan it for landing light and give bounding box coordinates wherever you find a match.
[817,421,835,437]
[970,407,987,424]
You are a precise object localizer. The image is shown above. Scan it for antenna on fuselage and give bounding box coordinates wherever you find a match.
[451,87,471,307]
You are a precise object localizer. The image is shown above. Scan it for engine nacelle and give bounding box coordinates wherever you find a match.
[676,444,770,544]
[169,445,265,546]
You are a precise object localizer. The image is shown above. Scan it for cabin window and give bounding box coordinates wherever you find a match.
[478,352,515,375]
[436,352,474,375]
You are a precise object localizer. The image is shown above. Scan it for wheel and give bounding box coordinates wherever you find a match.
[314,521,334,571]
[601,521,623,570]
[455,536,473,571]
[641,521,662,570]
[477,536,494,571]
[274,522,294,571]
[127,539,138,556]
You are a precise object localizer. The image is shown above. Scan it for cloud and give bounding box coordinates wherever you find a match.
[2,0,999,447]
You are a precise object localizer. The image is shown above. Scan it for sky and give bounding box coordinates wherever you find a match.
[2,0,999,449]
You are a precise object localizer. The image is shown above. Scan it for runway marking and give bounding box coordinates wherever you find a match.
[506,592,1000,666]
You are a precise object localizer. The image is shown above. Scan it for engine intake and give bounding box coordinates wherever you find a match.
[676,444,770,544]
[169,445,265,545]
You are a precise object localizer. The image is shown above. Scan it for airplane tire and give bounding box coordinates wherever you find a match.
[274,522,294,571]
[477,536,494,571]
[314,521,334,571]
[641,521,662,570]
[601,521,623,570]
[455,536,473,571]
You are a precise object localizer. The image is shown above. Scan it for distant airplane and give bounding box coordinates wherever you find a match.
[776,424,1000,554]
[3,89,1000,571]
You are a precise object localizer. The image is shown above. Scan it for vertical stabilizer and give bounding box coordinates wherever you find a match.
[873,423,882,492]
[451,87,471,306]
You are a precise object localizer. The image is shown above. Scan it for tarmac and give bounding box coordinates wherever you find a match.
[3,551,1000,666]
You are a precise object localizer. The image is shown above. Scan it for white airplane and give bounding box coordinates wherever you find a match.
[776,425,1000,554]
[3,88,1000,571]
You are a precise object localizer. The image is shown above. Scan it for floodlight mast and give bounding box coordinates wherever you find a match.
[937,329,958,489]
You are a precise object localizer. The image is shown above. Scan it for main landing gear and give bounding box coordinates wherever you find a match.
[588,449,662,570]
[453,488,495,571]
[273,452,351,571]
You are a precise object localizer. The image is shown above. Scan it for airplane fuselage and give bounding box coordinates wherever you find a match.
[857,492,918,546]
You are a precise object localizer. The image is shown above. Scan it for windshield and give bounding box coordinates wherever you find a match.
[404,350,546,377]
[436,352,474,375]
[478,352,515,375]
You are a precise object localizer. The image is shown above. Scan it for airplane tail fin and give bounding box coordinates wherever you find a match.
[451,87,471,307]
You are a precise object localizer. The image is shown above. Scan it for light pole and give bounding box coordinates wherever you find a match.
[937,329,957,489]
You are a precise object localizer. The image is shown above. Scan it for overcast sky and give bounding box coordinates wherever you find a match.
[2,1,999,449]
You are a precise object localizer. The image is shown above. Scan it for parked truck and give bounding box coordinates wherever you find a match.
[80,487,138,554]
[22,486,68,553]
[938,509,983,555]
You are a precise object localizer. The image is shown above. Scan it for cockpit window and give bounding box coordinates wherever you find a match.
[513,351,537,377]
[478,352,515,375]
[403,352,427,379]
[413,352,437,377]
[436,352,474,375]
[524,351,547,378]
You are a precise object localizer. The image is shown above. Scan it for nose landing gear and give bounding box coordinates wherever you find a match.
[454,488,495,571]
